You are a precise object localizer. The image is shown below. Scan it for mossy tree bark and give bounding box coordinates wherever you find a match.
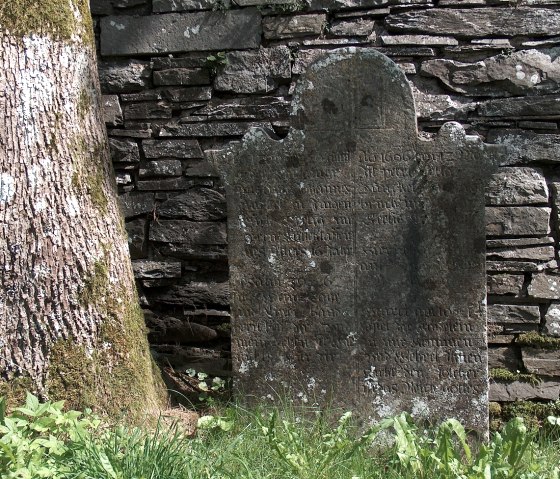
[0,1,166,416]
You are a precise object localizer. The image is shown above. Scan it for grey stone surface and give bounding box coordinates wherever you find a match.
[544,303,560,337]
[149,220,226,245]
[214,47,291,94]
[211,49,500,433]
[486,207,551,236]
[528,274,560,300]
[486,246,555,261]
[479,95,560,118]
[100,10,261,56]
[132,260,182,279]
[157,188,227,220]
[109,138,140,164]
[486,261,547,273]
[489,347,521,370]
[487,274,524,296]
[151,281,229,306]
[381,35,457,46]
[331,19,375,37]
[153,0,231,12]
[158,122,270,137]
[487,130,560,164]
[143,139,203,159]
[123,102,172,120]
[487,237,554,248]
[490,379,560,401]
[153,68,211,86]
[126,218,148,259]
[147,315,218,344]
[485,167,548,206]
[193,97,290,120]
[98,60,151,93]
[263,14,327,40]
[487,305,540,324]
[118,192,155,218]
[102,95,123,126]
[522,348,560,377]
[139,160,183,178]
[386,8,560,37]
[421,50,560,97]
[137,177,196,191]
[411,85,475,121]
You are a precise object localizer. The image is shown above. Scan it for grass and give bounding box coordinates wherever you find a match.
[1,393,560,479]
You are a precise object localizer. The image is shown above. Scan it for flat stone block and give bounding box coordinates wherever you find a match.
[386,8,560,37]
[153,68,211,86]
[421,50,560,97]
[101,10,262,56]
[102,95,123,126]
[193,97,290,120]
[487,130,560,164]
[118,192,155,218]
[137,177,196,191]
[98,59,151,93]
[150,281,229,306]
[149,220,226,245]
[486,246,554,261]
[214,47,291,94]
[486,206,551,236]
[157,188,227,220]
[544,303,560,337]
[487,304,540,324]
[158,121,270,137]
[109,138,140,164]
[381,35,457,46]
[126,218,148,259]
[263,13,327,40]
[143,139,203,159]
[490,379,560,401]
[528,274,560,300]
[522,348,560,376]
[486,167,548,205]
[139,160,183,177]
[153,0,231,12]
[480,95,560,118]
[123,102,172,120]
[132,260,182,279]
[487,274,524,296]
[489,347,521,370]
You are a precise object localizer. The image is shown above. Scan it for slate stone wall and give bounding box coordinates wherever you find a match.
[91,0,560,405]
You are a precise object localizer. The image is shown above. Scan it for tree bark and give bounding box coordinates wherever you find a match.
[0,1,165,415]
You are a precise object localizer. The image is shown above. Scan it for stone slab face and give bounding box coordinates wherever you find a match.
[100,10,261,56]
[211,49,501,433]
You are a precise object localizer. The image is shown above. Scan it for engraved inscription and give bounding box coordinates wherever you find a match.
[213,49,499,435]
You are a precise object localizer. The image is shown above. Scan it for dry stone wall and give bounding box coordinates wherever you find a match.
[90,0,560,406]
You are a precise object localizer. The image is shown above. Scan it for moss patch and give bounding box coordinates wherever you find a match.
[80,259,109,305]
[46,292,166,420]
[46,339,96,411]
[516,331,560,349]
[490,368,540,385]
[500,400,560,431]
[78,87,92,120]
[0,375,35,410]
[0,0,94,45]
[71,138,109,213]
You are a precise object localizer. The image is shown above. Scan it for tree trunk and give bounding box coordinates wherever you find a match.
[0,1,165,416]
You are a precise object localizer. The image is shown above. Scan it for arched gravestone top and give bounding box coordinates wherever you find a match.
[211,48,504,434]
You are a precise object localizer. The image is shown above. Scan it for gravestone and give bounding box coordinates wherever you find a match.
[211,48,502,433]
